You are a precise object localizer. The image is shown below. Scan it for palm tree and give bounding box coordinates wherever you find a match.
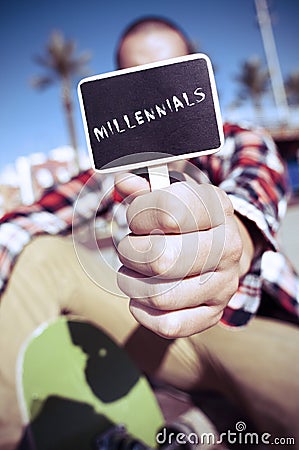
[285,71,299,106]
[32,30,91,171]
[235,56,270,117]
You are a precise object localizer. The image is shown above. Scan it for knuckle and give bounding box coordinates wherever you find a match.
[230,239,243,264]
[208,185,233,215]
[224,221,243,263]
[144,291,170,310]
[156,315,184,339]
[148,244,176,276]
[198,184,233,228]
[213,271,239,305]
[156,184,196,232]
[209,309,224,327]
[156,196,181,232]
[216,187,234,216]
[157,212,180,232]
[223,271,239,300]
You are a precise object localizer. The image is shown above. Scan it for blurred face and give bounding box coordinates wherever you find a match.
[118,28,190,69]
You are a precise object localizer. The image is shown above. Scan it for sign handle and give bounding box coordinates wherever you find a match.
[148,164,170,191]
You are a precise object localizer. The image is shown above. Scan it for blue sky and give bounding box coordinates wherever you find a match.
[1,0,298,168]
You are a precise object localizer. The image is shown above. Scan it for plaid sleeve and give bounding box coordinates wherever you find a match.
[195,123,296,326]
[0,169,113,294]
[261,251,299,318]
[210,123,288,247]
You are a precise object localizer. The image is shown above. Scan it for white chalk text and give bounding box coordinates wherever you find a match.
[93,87,206,142]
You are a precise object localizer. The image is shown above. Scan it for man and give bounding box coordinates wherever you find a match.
[0,17,298,449]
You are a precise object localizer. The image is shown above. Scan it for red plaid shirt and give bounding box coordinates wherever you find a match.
[0,123,298,326]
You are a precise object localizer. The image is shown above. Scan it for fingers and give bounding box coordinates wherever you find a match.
[115,172,150,202]
[129,302,224,338]
[115,173,234,234]
[126,182,233,235]
[117,218,241,279]
[117,265,239,309]
[117,268,238,338]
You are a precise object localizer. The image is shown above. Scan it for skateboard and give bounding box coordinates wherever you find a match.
[17,318,164,450]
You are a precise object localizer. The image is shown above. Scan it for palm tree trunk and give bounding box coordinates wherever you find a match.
[62,77,80,172]
[253,95,263,119]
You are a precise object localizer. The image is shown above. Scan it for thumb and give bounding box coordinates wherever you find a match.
[114,172,150,202]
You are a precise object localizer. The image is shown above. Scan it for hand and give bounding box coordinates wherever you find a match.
[115,172,253,338]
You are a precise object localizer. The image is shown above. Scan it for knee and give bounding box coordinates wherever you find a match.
[24,235,74,267]
[4,235,78,312]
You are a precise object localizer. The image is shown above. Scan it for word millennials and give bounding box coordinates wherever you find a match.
[93,87,206,143]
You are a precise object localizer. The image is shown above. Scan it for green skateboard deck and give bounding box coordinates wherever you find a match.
[17,318,164,449]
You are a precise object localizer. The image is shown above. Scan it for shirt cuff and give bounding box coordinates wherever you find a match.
[227,194,278,251]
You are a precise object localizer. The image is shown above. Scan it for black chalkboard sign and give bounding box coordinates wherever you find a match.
[78,53,223,173]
